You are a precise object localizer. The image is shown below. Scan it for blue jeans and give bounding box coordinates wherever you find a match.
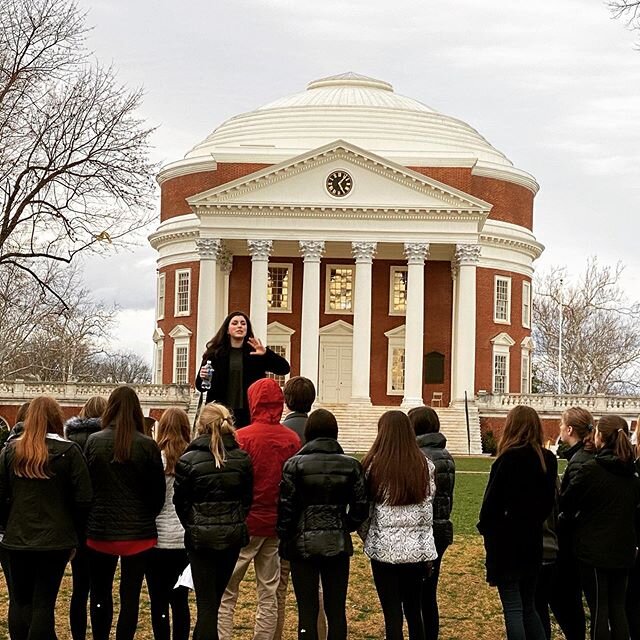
[497,575,547,640]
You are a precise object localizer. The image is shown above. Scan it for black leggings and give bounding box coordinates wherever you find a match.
[188,547,240,640]
[421,542,447,640]
[7,548,70,640]
[371,559,427,640]
[626,552,640,640]
[146,548,190,640]
[89,548,153,640]
[290,554,350,640]
[580,565,629,640]
[69,545,91,640]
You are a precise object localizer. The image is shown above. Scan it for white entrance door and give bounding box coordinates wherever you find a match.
[319,340,352,403]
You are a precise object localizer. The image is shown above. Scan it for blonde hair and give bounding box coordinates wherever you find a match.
[79,396,107,420]
[156,408,191,475]
[197,404,236,468]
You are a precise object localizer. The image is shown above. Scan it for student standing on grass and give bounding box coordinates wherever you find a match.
[196,311,291,427]
[218,378,301,640]
[64,395,107,640]
[85,386,166,640]
[0,396,92,640]
[147,408,191,640]
[173,403,253,640]
[408,406,455,640]
[561,415,640,640]
[278,408,368,640]
[477,405,557,640]
[360,410,437,640]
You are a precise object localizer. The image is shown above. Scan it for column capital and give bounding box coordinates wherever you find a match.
[196,238,222,259]
[455,243,481,265]
[247,239,272,261]
[403,242,430,265]
[299,240,325,262]
[218,245,233,273]
[451,260,459,280]
[351,241,377,263]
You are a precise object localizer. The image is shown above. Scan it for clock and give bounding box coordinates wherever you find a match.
[325,170,353,198]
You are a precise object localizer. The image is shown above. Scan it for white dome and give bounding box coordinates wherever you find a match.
[184,73,514,170]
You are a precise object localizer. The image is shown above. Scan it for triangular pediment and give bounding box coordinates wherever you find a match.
[319,319,353,336]
[491,332,516,347]
[188,140,492,215]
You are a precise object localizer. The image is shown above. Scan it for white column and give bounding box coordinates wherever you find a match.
[450,260,459,406]
[299,240,325,387]
[402,242,430,408]
[452,243,481,404]
[196,238,221,361]
[217,244,233,329]
[247,239,272,342]
[351,241,377,404]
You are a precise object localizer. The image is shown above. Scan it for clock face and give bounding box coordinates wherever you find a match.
[325,170,353,198]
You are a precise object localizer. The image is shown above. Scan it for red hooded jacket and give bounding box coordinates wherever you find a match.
[236,378,301,537]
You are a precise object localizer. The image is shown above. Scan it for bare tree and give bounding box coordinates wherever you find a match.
[94,350,152,384]
[608,1,640,45]
[532,258,640,394]
[0,0,157,301]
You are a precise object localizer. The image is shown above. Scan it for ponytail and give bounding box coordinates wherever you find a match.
[197,404,236,468]
[597,415,635,464]
[562,406,596,452]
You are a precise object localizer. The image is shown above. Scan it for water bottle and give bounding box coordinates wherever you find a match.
[201,360,214,391]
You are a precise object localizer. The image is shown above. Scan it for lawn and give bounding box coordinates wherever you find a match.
[0,455,557,639]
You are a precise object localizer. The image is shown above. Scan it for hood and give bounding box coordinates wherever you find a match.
[64,416,102,436]
[416,432,447,449]
[247,378,284,425]
[596,448,636,476]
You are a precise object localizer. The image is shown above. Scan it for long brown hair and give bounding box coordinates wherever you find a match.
[498,405,547,472]
[102,386,144,463]
[203,311,254,360]
[156,408,191,475]
[197,403,236,468]
[14,396,64,479]
[562,406,595,451]
[597,415,635,464]
[361,410,429,506]
[79,396,107,420]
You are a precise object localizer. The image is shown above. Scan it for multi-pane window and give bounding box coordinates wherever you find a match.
[155,345,163,384]
[267,264,292,312]
[266,344,288,387]
[494,276,511,323]
[522,281,532,329]
[175,270,191,316]
[174,346,188,384]
[326,265,354,313]
[390,347,406,392]
[389,267,408,314]
[157,273,166,320]
[493,353,508,394]
[521,352,530,394]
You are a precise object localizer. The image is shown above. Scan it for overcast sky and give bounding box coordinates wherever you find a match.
[76,0,640,361]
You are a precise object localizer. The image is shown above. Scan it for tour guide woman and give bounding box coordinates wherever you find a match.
[196,311,290,427]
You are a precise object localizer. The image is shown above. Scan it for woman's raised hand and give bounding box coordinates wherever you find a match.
[247,337,266,356]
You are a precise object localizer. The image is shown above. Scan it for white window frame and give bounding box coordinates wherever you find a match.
[174,269,191,317]
[389,266,408,316]
[152,328,164,385]
[266,321,295,386]
[494,275,512,325]
[384,325,406,395]
[169,325,192,385]
[522,280,532,329]
[521,336,534,394]
[267,262,293,313]
[325,264,355,315]
[491,332,515,394]
[156,273,166,321]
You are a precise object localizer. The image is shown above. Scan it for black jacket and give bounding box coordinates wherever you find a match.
[277,437,369,560]
[417,432,455,548]
[85,427,166,541]
[173,433,253,551]
[477,445,557,584]
[65,417,102,451]
[282,411,307,445]
[0,436,92,550]
[561,449,640,569]
[560,440,594,494]
[195,346,290,409]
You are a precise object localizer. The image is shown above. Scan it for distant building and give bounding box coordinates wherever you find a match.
[149,73,542,451]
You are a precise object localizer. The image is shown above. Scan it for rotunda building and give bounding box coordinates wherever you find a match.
[149,72,542,452]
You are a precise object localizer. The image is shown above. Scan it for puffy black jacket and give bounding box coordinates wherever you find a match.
[561,449,640,569]
[0,436,92,550]
[173,433,253,551]
[417,432,455,547]
[85,427,166,541]
[65,417,101,451]
[277,437,369,560]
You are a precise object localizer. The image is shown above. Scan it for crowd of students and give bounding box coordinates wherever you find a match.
[0,309,639,640]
